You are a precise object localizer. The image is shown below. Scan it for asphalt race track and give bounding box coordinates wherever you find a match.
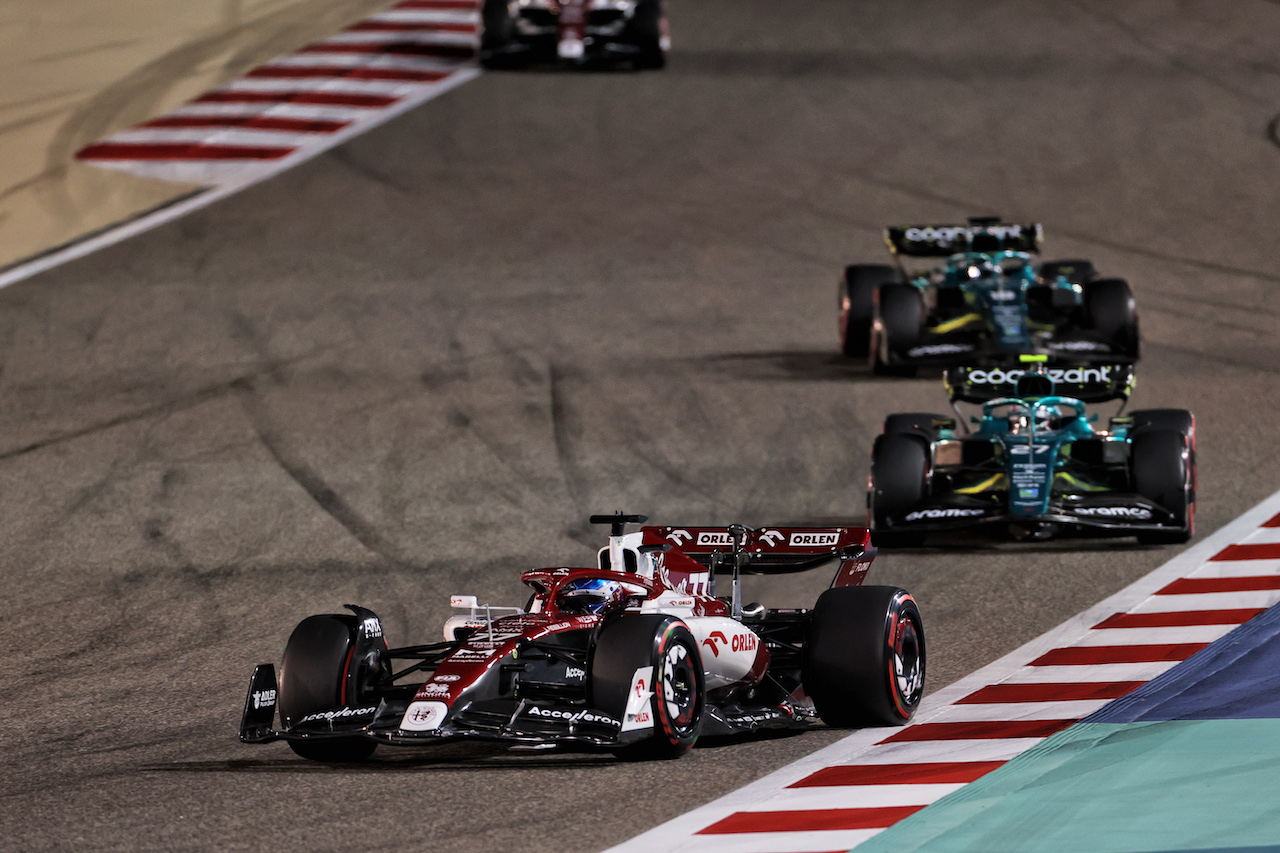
[5,2,1280,850]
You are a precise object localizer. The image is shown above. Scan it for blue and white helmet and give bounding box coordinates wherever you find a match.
[556,578,627,614]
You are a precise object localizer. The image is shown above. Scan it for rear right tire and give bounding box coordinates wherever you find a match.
[1132,429,1194,545]
[1084,278,1140,359]
[869,433,929,547]
[882,412,950,443]
[628,0,666,69]
[839,264,899,358]
[872,284,924,376]
[803,586,925,727]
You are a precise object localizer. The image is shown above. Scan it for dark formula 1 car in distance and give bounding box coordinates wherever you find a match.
[240,515,925,762]
[838,218,1140,375]
[480,0,668,69]
[868,358,1195,546]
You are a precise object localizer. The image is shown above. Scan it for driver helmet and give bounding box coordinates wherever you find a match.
[1008,403,1054,435]
[556,578,627,614]
[963,258,997,281]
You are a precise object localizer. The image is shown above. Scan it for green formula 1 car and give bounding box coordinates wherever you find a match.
[839,218,1140,374]
[868,358,1194,545]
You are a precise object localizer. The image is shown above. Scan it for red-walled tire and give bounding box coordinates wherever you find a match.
[803,586,925,727]
[278,614,378,763]
[591,615,704,760]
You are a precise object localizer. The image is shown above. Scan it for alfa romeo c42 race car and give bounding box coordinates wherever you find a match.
[869,359,1195,546]
[240,515,925,762]
[480,0,668,68]
[839,218,1141,375]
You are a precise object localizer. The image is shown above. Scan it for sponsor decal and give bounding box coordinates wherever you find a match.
[701,630,729,657]
[789,531,839,547]
[1009,445,1050,455]
[431,674,461,683]
[297,706,376,725]
[359,617,382,639]
[727,709,783,726]
[1075,506,1153,519]
[450,648,495,662]
[420,682,451,697]
[904,224,1028,245]
[702,631,758,656]
[566,666,586,680]
[696,531,733,547]
[966,366,1113,386]
[1012,462,1047,487]
[525,706,620,727]
[904,508,987,521]
[758,529,785,546]
[907,343,976,357]
[988,289,1018,301]
[1019,487,1040,499]
[666,529,692,545]
[400,700,446,731]
[1048,340,1110,352]
[251,689,276,710]
[622,667,655,732]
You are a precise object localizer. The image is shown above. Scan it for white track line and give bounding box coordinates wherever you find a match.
[0,71,478,291]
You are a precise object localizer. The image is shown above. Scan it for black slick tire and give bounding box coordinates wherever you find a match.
[1132,430,1194,545]
[278,614,378,762]
[882,412,949,443]
[1084,278,1140,359]
[872,284,924,376]
[1039,259,1097,285]
[803,586,925,727]
[840,264,898,358]
[628,0,665,69]
[590,615,704,760]
[870,433,929,547]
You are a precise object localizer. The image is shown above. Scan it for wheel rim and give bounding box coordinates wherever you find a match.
[891,611,924,713]
[660,639,699,735]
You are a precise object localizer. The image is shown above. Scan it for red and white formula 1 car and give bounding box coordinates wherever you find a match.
[240,514,925,762]
[480,0,668,69]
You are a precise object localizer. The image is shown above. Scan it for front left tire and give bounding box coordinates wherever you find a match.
[590,615,704,760]
[278,614,379,762]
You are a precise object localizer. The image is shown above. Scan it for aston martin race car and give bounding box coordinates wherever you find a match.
[839,218,1141,374]
[480,0,668,69]
[868,358,1195,546]
[240,514,925,762]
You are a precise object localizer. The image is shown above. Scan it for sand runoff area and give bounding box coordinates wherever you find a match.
[0,0,396,270]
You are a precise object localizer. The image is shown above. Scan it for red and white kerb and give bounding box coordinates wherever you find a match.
[610,492,1280,853]
[76,1,480,187]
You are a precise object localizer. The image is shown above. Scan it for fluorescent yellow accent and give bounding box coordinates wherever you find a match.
[956,473,1006,494]
[932,312,983,334]
[1055,472,1109,492]
[1019,353,1049,363]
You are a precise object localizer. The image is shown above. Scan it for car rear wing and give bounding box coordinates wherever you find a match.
[885,221,1043,257]
[945,362,1136,404]
[641,525,874,588]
